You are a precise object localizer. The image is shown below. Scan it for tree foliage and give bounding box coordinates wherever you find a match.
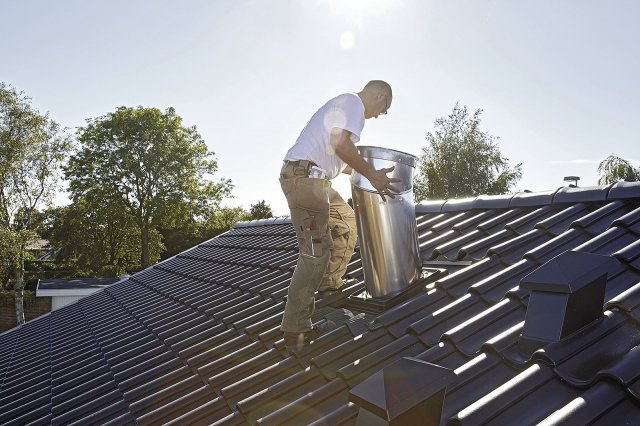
[48,201,163,277]
[597,154,640,185]
[66,106,233,268]
[248,200,273,220]
[414,104,522,201]
[0,82,71,324]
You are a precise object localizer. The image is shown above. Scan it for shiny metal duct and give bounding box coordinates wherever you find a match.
[350,146,421,297]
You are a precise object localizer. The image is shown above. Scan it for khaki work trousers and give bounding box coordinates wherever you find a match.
[279,162,357,333]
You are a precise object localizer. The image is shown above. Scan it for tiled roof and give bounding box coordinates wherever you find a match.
[1,181,640,425]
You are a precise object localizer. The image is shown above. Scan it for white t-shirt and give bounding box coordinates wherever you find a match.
[284,93,365,179]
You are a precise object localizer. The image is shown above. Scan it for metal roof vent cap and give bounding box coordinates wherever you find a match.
[348,357,456,426]
[518,250,613,353]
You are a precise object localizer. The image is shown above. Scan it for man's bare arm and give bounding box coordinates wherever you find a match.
[331,128,400,201]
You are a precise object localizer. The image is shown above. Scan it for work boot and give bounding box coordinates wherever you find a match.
[317,278,358,296]
[283,319,337,352]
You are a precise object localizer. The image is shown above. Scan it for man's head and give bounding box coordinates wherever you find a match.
[359,80,392,119]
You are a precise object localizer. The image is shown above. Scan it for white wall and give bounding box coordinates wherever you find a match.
[52,295,84,311]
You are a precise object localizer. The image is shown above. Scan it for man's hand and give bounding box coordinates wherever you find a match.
[331,127,402,201]
[368,166,401,202]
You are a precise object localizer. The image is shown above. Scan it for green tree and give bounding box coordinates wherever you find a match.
[248,200,273,220]
[597,154,640,185]
[203,206,247,234]
[49,200,163,277]
[66,106,233,268]
[414,104,522,201]
[0,82,71,324]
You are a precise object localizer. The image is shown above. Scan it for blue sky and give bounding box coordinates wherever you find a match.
[2,0,638,216]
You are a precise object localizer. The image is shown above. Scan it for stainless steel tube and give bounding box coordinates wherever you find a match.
[350,146,421,297]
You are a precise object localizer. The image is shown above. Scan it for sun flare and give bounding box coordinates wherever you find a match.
[321,0,402,26]
[340,31,355,50]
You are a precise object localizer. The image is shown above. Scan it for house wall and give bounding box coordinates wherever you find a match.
[0,296,52,332]
[52,295,83,311]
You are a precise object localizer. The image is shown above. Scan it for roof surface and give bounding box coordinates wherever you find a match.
[37,277,120,291]
[1,181,639,425]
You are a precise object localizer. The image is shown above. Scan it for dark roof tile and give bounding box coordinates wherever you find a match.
[473,194,513,209]
[571,199,632,235]
[409,294,490,346]
[442,298,526,357]
[336,334,427,387]
[441,197,479,212]
[469,259,539,303]
[415,200,446,213]
[236,366,329,425]
[441,353,523,421]
[208,348,283,392]
[535,202,591,234]
[374,289,453,337]
[489,229,555,266]
[458,229,517,261]
[539,381,638,425]
[219,357,301,407]
[505,205,558,234]
[448,364,574,425]
[162,396,232,426]
[607,180,640,200]
[3,186,640,425]
[135,384,218,425]
[553,185,610,204]
[524,228,592,264]
[436,257,504,298]
[256,378,349,426]
[508,189,557,207]
[606,282,640,320]
[432,230,490,261]
[574,227,640,256]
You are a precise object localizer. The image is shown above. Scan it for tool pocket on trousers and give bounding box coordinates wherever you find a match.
[330,221,351,239]
[295,178,330,212]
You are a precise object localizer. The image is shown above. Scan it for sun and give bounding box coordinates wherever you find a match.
[340,31,355,50]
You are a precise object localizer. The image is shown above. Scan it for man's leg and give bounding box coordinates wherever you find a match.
[279,170,332,333]
[318,188,357,291]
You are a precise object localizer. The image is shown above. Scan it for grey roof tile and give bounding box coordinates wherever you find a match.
[336,334,428,387]
[448,364,572,425]
[553,185,610,204]
[256,378,350,426]
[442,298,526,357]
[607,180,640,200]
[606,282,640,320]
[409,294,491,346]
[542,381,640,425]
[524,228,592,264]
[3,186,640,425]
[162,396,232,425]
[236,366,329,425]
[509,189,557,207]
[469,259,540,303]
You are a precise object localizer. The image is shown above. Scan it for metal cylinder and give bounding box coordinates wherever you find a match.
[350,146,421,297]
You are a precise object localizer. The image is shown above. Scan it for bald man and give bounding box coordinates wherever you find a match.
[279,80,399,352]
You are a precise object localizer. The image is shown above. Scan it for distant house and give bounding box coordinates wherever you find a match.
[25,239,57,261]
[36,277,121,310]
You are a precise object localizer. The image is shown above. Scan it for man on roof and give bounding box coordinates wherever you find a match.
[279,80,399,352]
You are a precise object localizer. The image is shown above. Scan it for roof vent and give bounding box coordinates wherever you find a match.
[349,357,456,426]
[563,176,580,187]
[519,250,612,352]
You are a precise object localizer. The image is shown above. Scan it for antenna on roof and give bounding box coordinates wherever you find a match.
[563,176,580,187]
